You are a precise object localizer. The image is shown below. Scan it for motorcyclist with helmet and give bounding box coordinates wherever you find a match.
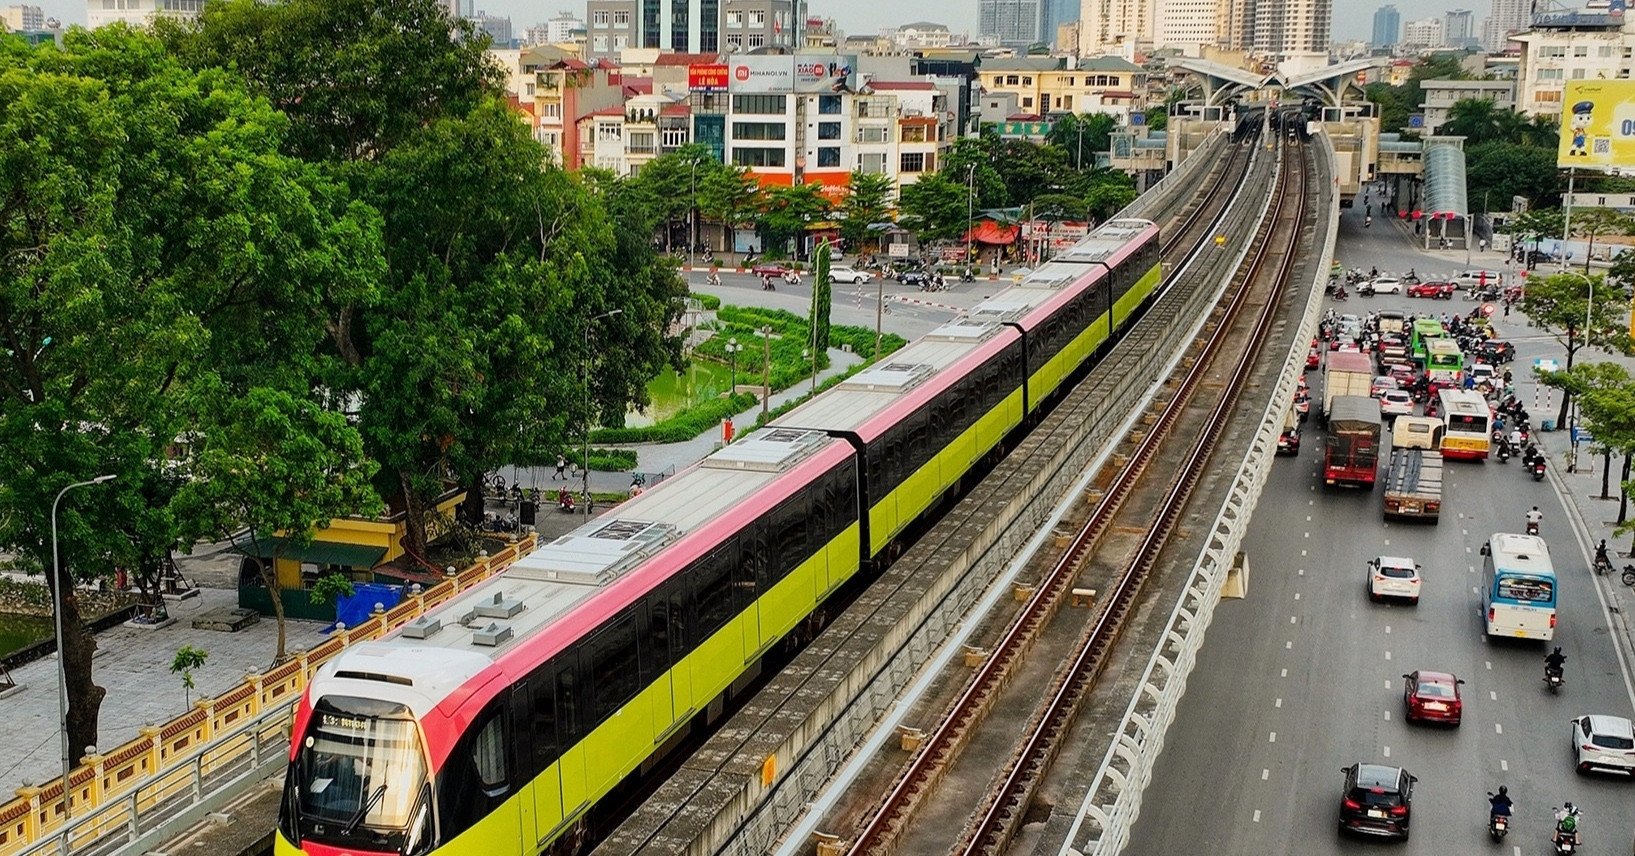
[1545,646,1567,681]
[1526,505,1543,534]
[1552,802,1581,849]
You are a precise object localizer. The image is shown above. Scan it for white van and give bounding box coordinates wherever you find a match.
[1392,416,1443,450]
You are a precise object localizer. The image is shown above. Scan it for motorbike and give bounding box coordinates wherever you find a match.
[1487,807,1509,841]
[959,267,975,283]
[1333,287,1349,302]
[1530,459,1547,482]
[706,272,722,286]
[1357,280,1376,297]
[557,493,576,514]
[1496,441,1510,463]
[1593,554,1613,575]
[1545,665,1565,694]
[1526,519,1540,536]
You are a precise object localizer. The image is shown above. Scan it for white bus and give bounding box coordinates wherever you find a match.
[1480,533,1556,640]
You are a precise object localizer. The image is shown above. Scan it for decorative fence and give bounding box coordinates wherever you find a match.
[0,535,538,856]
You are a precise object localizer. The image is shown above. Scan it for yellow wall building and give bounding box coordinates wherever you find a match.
[977,55,1148,122]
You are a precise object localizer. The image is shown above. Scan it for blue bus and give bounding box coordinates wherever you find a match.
[1480,533,1556,640]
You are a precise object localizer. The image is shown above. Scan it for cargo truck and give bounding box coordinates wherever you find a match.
[1382,447,1443,521]
[1325,395,1382,487]
[1323,351,1375,423]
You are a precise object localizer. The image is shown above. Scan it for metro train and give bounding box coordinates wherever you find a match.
[274,218,1163,856]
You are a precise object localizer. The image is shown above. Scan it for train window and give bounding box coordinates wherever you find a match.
[588,610,641,721]
[834,457,858,521]
[906,408,931,471]
[737,520,767,603]
[472,710,507,793]
[508,686,534,785]
[693,540,738,635]
[438,705,508,837]
[556,654,583,745]
[529,672,557,768]
[809,473,833,547]
[641,590,674,681]
[772,491,809,578]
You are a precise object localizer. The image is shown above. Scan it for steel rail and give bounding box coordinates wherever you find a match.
[954,140,1313,856]
[840,138,1271,856]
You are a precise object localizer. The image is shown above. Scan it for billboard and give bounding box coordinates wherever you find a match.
[1558,80,1635,170]
[729,56,794,93]
[689,63,729,92]
[794,55,855,92]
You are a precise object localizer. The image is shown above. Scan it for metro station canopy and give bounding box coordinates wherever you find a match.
[1169,57,1386,108]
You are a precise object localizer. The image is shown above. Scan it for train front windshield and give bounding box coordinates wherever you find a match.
[284,696,430,853]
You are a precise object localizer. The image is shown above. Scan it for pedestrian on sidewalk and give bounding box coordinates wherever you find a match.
[554,454,567,480]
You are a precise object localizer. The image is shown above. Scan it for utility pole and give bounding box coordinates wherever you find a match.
[761,325,772,419]
[874,273,883,358]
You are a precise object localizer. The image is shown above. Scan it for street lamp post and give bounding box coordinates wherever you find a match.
[688,161,698,271]
[760,326,772,419]
[51,474,116,822]
[965,163,976,272]
[583,309,623,516]
[726,337,742,393]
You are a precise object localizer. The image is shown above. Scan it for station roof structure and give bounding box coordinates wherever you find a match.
[1168,56,1386,108]
[1421,137,1470,218]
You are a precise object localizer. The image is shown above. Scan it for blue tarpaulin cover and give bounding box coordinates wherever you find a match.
[326,582,404,631]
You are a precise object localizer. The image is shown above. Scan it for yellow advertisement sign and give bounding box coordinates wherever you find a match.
[1558,80,1635,169]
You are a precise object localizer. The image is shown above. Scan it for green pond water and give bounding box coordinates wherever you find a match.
[0,612,53,658]
[623,361,734,428]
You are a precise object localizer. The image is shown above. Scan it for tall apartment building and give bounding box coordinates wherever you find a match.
[980,0,1043,46]
[1041,0,1079,49]
[1402,17,1444,49]
[1444,9,1474,48]
[721,0,799,52]
[1513,12,1635,119]
[2,4,43,30]
[1372,5,1400,49]
[1079,0,1150,54]
[444,0,474,18]
[85,0,201,29]
[585,0,636,59]
[1483,0,1531,51]
[1249,0,1331,56]
[1154,0,1227,55]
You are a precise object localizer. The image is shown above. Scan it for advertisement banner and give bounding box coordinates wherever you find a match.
[689,63,729,92]
[729,56,794,93]
[794,55,856,92]
[1557,80,1635,169]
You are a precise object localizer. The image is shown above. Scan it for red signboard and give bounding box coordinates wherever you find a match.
[690,64,729,92]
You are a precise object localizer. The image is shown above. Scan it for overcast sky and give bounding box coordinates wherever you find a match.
[32,0,1492,45]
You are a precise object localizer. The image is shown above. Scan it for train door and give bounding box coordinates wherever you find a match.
[523,671,563,846]
[507,686,538,845]
[553,655,590,829]
[738,519,767,660]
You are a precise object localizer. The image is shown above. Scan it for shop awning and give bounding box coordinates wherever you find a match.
[231,535,386,569]
[964,221,1020,245]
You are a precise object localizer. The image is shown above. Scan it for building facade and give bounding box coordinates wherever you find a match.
[85,0,201,29]
[1041,0,1079,49]
[1483,0,1531,51]
[721,0,799,53]
[1154,0,1226,55]
[977,55,1146,121]
[1402,17,1444,49]
[1444,9,1474,49]
[1,4,43,30]
[1249,0,1331,56]
[1080,0,1150,55]
[885,21,955,50]
[980,0,1043,46]
[1513,14,1635,118]
[1419,78,1517,133]
[585,0,636,59]
[471,11,512,45]
[1372,4,1400,49]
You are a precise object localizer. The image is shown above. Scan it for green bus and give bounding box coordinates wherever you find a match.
[1409,318,1446,365]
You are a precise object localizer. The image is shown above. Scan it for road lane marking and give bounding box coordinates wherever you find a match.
[1383,710,1390,721]
[1495,722,1503,734]
[1500,759,1509,772]
[1462,528,1468,535]
[1294,592,1302,600]
[1262,769,1269,780]
[1490,690,1498,701]
[1306,515,1312,522]
[1298,568,1305,576]
[1290,615,1297,624]
[1382,745,1390,757]
[1466,546,1473,553]
[1285,641,1293,650]
[1276,697,1283,707]
[1385,680,1392,689]
[1383,538,1390,545]
[1486,661,1493,670]
[1385,651,1392,660]
[1269,732,1277,743]
[1301,549,1307,556]
[1253,809,1262,823]
[1281,668,1288,676]
[1385,625,1391,634]
[1304,532,1310,538]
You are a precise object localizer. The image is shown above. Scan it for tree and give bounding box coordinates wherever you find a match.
[1520,272,1635,428]
[758,182,832,258]
[812,241,833,352]
[169,646,208,707]
[1539,362,1635,502]
[1464,143,1561,212]
[939,137,1007,209]
[897,173,971,244]
[839,170,894,253]
[1441,98,1526,147]
[628,144,725,250]
[697,167,765,254]
[1046,113,1117,170]
[173,385,381,662]
[1610,247,1635,292]
[159,0,501,162]
[1507,207,1567,262]
[0,26,383,758]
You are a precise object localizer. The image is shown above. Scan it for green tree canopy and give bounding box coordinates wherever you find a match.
[757,182,832,258]
[0,25,383,754]
[1520,272,1635,426]
[897,172,971,244]
[697,166,765,252]
[839,170,894,252]
[1045,113,1117,170]
[1465,142,1561,211]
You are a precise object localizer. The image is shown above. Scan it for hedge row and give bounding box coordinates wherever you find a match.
[590,392,760,444]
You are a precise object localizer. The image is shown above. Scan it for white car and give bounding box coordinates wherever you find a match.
[1367,555,1421,604]
[1454,269,1504,286]
[1572,715,1635,775]
[828,265,871,284]
[1380,389,1415,418]
[1370,277,1404,295]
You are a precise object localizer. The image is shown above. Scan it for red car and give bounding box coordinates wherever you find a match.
[1387,363,1417,385]
[1402,670,1464,726]
[1406,281,1456,299]
[751,262,791,276]
[1306,347,1321,369]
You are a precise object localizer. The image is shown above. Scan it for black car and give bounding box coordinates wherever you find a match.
[1339,763,1415,839]
[1477,340,1516,364]
[897,270,929,287]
